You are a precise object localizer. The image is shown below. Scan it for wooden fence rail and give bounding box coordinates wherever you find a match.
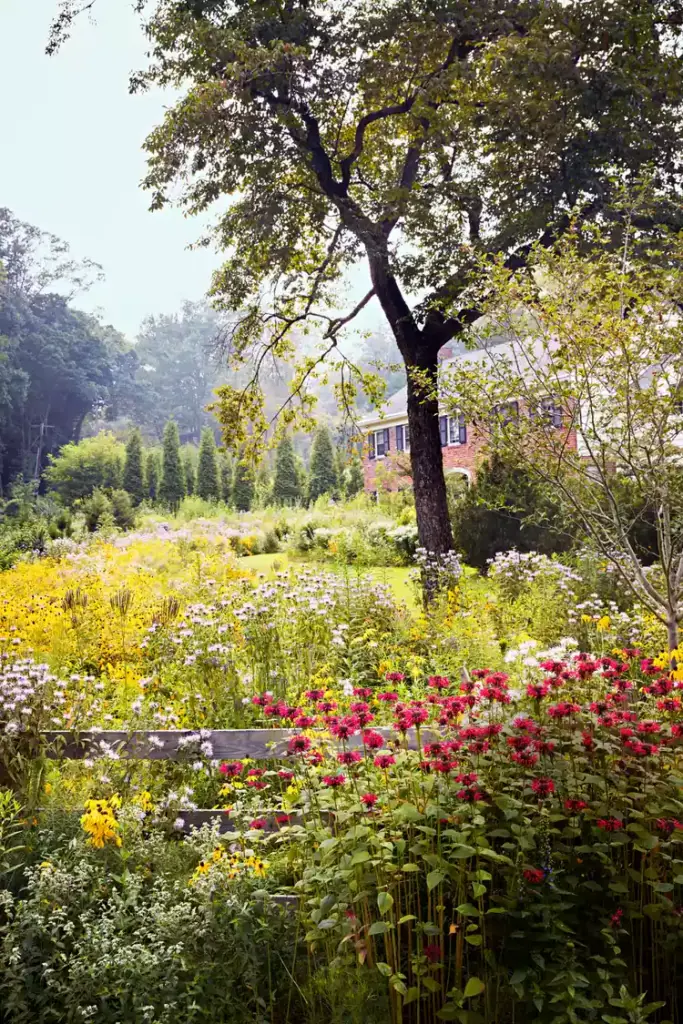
[37,726,429,836]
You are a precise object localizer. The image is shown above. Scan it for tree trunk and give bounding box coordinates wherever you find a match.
[667,616,679,654]
[406,352,454,554]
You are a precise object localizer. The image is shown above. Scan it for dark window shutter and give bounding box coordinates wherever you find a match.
[368,433,376,460]
[396,425,404,451]
[439,415,448,446]
[384,428,390,452]
[458,413,467,444]
[552,403,563,428]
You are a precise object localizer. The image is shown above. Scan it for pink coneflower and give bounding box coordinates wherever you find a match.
[219,761,242,776]
[322,773,347,787]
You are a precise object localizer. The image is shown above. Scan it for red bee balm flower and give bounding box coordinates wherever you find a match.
[423,944,442,963]
[219,761,242,776]
[322,774,346,787]
[564,798,588,813]
[337,750,362,765]
[287,734,311,755]
[523,868,545,884]
[597,817,623,832]
[428,675,451,689]
[374,754,396,769]
[531,777,555,797]
[361,793,378,807]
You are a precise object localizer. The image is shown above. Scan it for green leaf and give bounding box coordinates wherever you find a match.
[437,1006,459,1021]
[378,891,394,915]
[376,962,392,977]
[317,918,337,930]
[403,986,420,1005]
[466,934,483,946]
[463,977,485,999]
[451,845,477,859]
[423,977,442,993]
[398,914,417,925]
[471,882,487,898]
[401,862,420,872]
[456,903,480,917]
[350,850,370,865]
[427,870,445,891]
[368,921,391,936]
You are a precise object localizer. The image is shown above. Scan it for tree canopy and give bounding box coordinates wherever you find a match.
[56,0,683,553]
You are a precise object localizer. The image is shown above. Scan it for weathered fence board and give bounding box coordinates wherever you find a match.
[42,726,431,761]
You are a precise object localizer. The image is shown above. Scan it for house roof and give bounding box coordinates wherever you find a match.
[359,338,517,429]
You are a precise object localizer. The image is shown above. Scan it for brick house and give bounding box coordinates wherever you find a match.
[359,344,579,494]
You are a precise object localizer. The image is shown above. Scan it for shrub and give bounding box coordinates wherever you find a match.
[452,454,572,570]
[122,428,145,505]
[196,428,220,501]
[43,433,123,506]
[183,448,196,496]
[81,489,114,532]
[110,489,136,530]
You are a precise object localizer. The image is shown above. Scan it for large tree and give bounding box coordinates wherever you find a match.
[50,0,683,552]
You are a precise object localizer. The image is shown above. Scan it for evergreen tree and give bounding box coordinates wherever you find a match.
[196,427,220,500]
[272,435,302,505]
[307,426,338,504]
[345,456,365,499]
[219,454,232,504]
[122,428,145,506]
[231,455,255,511]
[159,420,185,511]
[183,449,196,496]
[145,450,160,502]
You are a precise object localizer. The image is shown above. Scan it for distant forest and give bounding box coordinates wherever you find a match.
[0,207,405,493]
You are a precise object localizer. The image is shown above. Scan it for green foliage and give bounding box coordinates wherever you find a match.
[122,428,145,506]
[272,435,302,506]
[146,450,161,502]
[219,453,232,503]
[110,489,136,531]
[307,428,339,504]
[196,428,220,501]
[344,456,365,499]
[44,433,123,506]
[159,421,185,511]
[231,455,255,512]
[451,455,572,571]
[182,448,196,496]
[81,489,114,533]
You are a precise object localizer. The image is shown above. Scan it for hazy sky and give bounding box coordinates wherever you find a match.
[0,0,382,345]
[0,0,226,339]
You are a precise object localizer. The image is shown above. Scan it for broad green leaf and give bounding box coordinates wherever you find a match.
[463,977,486,999]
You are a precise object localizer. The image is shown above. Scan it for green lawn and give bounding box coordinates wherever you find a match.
[240,553,480,610]
[239,552,417,607]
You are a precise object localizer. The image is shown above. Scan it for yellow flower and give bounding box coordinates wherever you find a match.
[80,798,122,849]
[44,782,52,796]
[252,858,268,878]
[133,790,154,812]
[596,616,611,632]
[581,614,593,625]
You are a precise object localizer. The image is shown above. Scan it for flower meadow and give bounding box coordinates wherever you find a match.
[0,528,682,1024]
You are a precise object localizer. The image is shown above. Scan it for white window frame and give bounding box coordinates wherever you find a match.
[396,422,410,452]
[369,428,390,459]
